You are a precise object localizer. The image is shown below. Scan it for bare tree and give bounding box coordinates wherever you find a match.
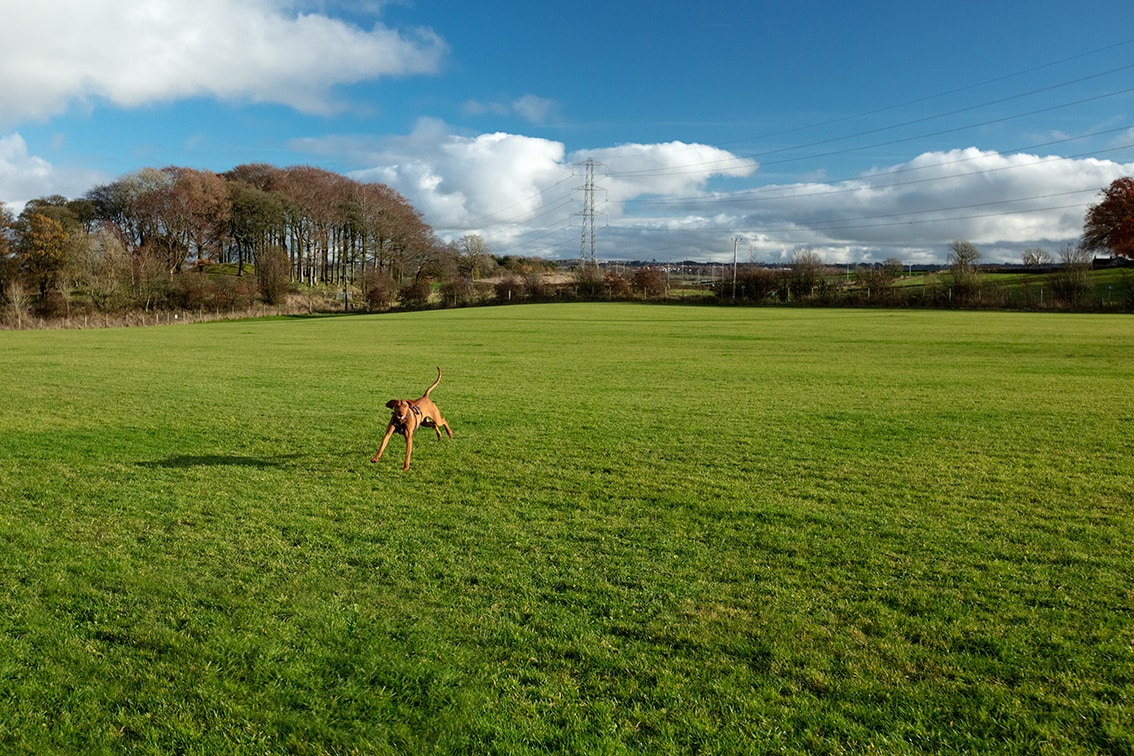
[948,240,982,302]
[3,281,32,327]
[788,247,825,300]
[574,263,603,297]
[1022,247,1052,268]
[1050,243,1094,308]
[456,234,495,280]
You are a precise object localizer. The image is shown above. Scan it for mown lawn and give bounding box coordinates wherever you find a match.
[0,304,1131,754]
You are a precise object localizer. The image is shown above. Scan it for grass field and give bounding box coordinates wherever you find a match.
[1,304,1131,754]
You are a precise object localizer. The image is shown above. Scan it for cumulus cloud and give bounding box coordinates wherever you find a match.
[0,0,446,123]
[578,141,758,204]
[605,148,1134,263]
[338,123,1133,263]
[728,148,1134,259]
[0,132,107,211]
[345,123,760,252]
[350,120,570,232]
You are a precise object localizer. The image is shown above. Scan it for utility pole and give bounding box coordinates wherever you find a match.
[732,236,740,300]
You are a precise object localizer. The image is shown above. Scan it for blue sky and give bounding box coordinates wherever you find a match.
[2,0,1134,264]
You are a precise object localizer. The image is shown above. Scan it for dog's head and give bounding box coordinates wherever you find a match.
[386,399,412,427]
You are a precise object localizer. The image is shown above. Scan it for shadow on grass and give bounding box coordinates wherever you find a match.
[140,454,304,470]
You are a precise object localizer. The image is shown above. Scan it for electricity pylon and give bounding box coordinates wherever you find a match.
[574,158,606,268]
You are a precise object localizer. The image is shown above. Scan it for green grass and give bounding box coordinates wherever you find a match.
[1,304,1131,754]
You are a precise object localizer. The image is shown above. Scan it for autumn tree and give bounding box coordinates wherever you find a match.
[171,167,231,265]
[1082,177,1134,258]
[18,212,70,296]
[88,168,172,252]
[0,204,17,291]
[604,270,632,298]
[632,266,668,297]
[83,225,136,312]
[228,180,286,276]
[278,166,352,285]
[25,163,444,316]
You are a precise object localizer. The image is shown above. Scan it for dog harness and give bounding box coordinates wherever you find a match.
[395,403,423,432]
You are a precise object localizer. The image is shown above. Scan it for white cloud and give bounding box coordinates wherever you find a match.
[340,125,1133,263]
[350,120,570,232]
[0,0,446,123]
[0,132,107,211]
[607,148,1134,264]
[729,148,1134,258]
[461,95,559,124]
[346,124,760,253]
[511,95,556,124]
[575,141,758,204]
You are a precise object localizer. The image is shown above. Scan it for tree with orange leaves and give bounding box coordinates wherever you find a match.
[1083,177,1134,259]
[18,212,70,296]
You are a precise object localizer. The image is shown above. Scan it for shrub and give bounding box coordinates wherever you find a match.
[715,267,783,302]
[525,271,555,300]
[398,277,433,309]
[256,247,291,305]
[495,276,525,302]
[1049,245,1094,309]
[574,265,604,298]
[362,269,396,311]
[35,289,68,319]
[604,271,632,299]
[440,276,472,307]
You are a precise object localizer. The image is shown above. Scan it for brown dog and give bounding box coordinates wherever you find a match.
[371,367,453,470]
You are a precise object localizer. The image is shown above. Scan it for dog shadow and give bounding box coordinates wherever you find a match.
[140,453,304,470]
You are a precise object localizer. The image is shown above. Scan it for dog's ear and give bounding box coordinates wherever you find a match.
[386,399,398,409]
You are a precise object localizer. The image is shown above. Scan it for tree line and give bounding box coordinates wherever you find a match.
[0,164,478,321]
[714,240,1132,311]
[3,172,1133,325]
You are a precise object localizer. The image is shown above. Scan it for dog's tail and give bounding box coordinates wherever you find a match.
[424,366,442,397]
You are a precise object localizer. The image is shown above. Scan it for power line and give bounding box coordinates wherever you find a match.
[711,38,1134,151]
[619,134,1134,209]
[605,82,1134,182]
[467,40,1134,258]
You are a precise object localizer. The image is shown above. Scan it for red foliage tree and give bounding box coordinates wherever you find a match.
[1083,177,1134,259]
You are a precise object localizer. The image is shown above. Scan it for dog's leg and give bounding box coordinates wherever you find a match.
[422,407,452,440]
[371,422,397,463]
[402,428,414,470]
